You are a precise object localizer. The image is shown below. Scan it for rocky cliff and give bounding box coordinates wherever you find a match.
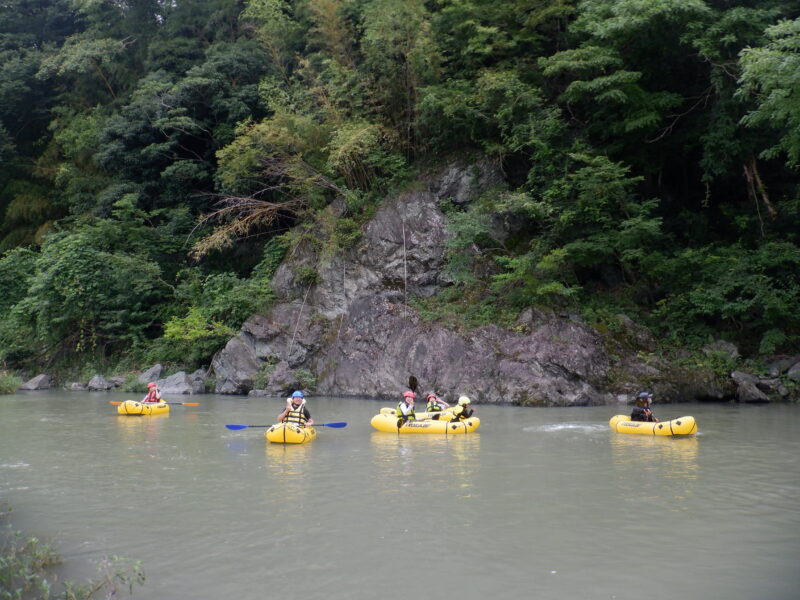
[209,161,782,405]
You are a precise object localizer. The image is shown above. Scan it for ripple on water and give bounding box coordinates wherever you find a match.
[525,423,607,433]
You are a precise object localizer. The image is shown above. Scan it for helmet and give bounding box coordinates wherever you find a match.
[425,392,437,400]
[403,390,416,399]
[458,396,471,405]
[637,391,653,399]
[147,382,157,389]
[292,390,304,398]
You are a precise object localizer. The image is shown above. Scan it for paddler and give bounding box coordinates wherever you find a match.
[425,392,449,413]
[142,382,162,403]
[278,390,314,426]
[449,395,474,421]
[396,390,417,426]
[630,391,659,422]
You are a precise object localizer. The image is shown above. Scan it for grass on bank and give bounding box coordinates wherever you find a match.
[1,505,144,599]
[0,372,21,394]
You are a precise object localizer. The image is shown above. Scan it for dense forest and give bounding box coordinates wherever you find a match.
[1,0,799,379]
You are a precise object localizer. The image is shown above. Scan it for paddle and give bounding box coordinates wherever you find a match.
[108,400,200,407]
[225,422,347,430]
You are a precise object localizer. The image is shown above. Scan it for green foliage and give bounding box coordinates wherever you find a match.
[294,367,317,390]
[738,18,800,168]
[158,269,275,368]
[1,0,800,373]
[410,284,518,332]
[0,371,22,394]
[649,242,800,352]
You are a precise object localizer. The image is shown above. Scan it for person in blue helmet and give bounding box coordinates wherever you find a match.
[630,391,658,422]
[277,390,314,426]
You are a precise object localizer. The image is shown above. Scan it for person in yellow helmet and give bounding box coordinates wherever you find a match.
[450,395,474,421]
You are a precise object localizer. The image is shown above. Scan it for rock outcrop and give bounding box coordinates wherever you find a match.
[209,160,785,404]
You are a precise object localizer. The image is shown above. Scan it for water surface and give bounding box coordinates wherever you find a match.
[1,392,798,599]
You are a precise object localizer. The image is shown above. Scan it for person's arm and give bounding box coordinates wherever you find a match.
[277,406,290,422]
[304,407,314,425]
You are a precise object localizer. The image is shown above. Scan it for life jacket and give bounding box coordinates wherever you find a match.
[396,401,416,421]
[143,390,160,403]
[426,399,445,412]
[630,406,655,422]
[284,401,309,426]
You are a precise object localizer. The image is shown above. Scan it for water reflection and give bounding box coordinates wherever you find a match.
[370,433,480,494]
[610,434,699,510]
[265,443,313,504]
[114,414,168,448]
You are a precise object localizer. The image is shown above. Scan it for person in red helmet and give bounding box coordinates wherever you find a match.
[397,390,417,425]
[425,392,449,413]
[142,382,162,403]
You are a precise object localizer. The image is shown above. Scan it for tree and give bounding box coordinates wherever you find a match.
[738,18,800,168]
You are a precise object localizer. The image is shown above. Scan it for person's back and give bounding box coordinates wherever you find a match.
[451,396,474,421]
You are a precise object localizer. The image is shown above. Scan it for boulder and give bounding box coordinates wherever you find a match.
[731,371,769,403]
[20,374,52,390]
[88,375,112,391]
[189,369,207,394]
[156,372,194,395]
[212,337,260,394]
[67,382,87,391]
[138,364,164,384]
[787,361,800,382]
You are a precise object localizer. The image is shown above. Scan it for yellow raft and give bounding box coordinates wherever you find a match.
[117,400,170,416]
[265,422,317,444]
[370,413,480,434]
[609,415,697,436]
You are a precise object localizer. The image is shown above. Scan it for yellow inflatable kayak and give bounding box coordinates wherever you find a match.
[117,400,170,416]
[265,422,317,444]
[609,415,697,436]
[370,413,480,434]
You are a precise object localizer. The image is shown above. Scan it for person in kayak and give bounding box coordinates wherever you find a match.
[278,390,314,426]
[396,390,417,426]
[630,391,659,422]
[425,392,449,413]
[142,382,162,403]
[449,396,474,421]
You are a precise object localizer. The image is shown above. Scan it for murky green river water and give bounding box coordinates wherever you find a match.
[1,392,798,599]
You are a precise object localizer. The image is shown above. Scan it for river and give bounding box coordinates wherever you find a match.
[1,392,798,600]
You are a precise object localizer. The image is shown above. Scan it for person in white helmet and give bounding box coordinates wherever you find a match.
[450,395,474,421]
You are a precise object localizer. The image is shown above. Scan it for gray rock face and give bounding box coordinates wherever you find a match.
[212,336,260,394]
[20,374,52,390]
[209,161,762,403]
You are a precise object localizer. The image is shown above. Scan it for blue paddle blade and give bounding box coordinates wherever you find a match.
[320,422,347,428]
[225,424,249,430]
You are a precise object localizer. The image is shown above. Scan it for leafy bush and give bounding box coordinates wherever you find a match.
[0,372,21,394]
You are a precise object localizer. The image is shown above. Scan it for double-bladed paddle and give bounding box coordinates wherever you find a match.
[225,422,347,430]
[108,400,200,407]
